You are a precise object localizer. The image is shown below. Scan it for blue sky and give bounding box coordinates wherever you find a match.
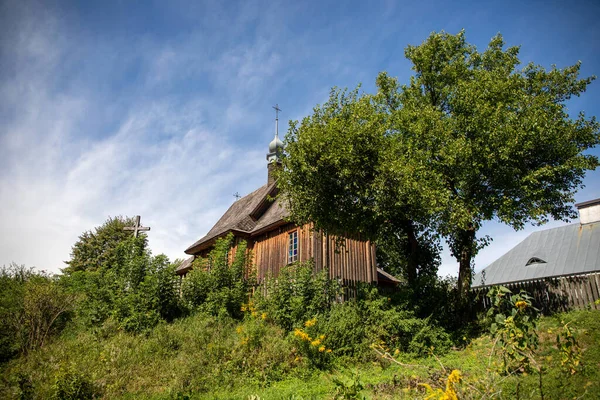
[1,0,599,276]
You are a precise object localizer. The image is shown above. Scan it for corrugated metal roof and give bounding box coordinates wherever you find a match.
[473,222,600,287]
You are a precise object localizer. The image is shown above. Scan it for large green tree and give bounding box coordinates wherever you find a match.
[278,87,442,286]
[278,30,600,302]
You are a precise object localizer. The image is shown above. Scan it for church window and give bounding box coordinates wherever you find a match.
[288,230,298,264]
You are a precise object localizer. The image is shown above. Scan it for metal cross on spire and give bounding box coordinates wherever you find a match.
[273,104,281,138]
[123,215,151,238]
[233,192,242,201]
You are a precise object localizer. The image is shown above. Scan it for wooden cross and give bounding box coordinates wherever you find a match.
[233,192,242,201]
[123,215,151,238]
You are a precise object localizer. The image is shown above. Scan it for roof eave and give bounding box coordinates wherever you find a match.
[184,229,250,255]
[249,219,288,237]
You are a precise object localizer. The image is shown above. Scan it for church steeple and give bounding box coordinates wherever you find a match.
[267,104,283,184]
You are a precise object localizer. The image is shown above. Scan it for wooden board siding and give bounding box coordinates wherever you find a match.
[474,272,600,313]
[252,223,312,281]
[182,223,377,288]
[251,223,377,285]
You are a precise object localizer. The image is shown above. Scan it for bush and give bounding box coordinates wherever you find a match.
[321,287,453,359]
[254,261,340,331]
[181,234,254,319]
[292,317,333,369]
[52,365,98,400]
[64,235,183,334]
[0,264,75,361]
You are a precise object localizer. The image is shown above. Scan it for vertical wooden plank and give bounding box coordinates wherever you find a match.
[584,275,595,308]
[354,239,358,283]
[352,238,357,283]
[571,278,581,309]
[588,274,598,309]
[370,241,377,284]
[346,237,351,283]
[594,274,600,310]
[365,240,371,283]
[314,228,321,272]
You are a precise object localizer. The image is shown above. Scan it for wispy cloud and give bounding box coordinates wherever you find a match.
[0,1,286,271]
[1,0,598,277]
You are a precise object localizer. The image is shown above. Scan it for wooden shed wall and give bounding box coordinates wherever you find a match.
[474,272,600,313]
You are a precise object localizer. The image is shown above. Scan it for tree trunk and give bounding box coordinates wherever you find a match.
[456,226,476,305]
[403,221,419,287]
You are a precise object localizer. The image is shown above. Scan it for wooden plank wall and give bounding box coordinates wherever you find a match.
[252,223,377,285]
[475,272,600,313]
[252,223,313,281]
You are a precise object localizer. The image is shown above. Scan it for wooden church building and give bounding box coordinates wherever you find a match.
[177,110,395,288]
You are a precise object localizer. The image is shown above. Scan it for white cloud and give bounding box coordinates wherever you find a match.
[0,1,283,272]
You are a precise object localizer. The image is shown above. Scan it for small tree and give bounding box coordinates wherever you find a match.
[63,216,142,274]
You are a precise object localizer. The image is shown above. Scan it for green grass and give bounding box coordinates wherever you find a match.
[1,309,599,399]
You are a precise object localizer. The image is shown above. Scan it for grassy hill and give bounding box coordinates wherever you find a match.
[1,308,598,399]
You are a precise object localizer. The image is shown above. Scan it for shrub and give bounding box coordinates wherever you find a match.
[292,318,333,369]
[181,234,254,319]
[254,261,340,331]
[322,287,453,359]
[486,286,539,373]
[0,264,75,360]
[64,236,183,334]
[52,365,98,400]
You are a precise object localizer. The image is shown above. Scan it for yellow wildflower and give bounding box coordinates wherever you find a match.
[293,328,310,341]
[447,369,461,385]
[311,339,321,347]
[394,348,400,355]
[515,300,528,310]
[261,312,267,320]
[318,345,326,352]
[326,349,332,353]
[304,318,317,328]
[444,369,461,400]
[236,326,243,334]
[319,335,325,340]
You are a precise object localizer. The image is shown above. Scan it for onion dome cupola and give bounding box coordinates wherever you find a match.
[267,104,284,184]
[266,104,284,164]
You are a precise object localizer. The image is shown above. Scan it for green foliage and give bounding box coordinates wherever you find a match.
[63,219,183,333]
[332,372,365,400]
[321,287,452,360]
[63,216,140,274]
[0,264,75,361]
[52,365,98,400]
[291,318,333,370]
[1,308,599,399]
[0,264,32,361]
[279,29,600,301]
[555,321,582,375]
[181,234,253,319]
[253,261,340,331]
[486,286,539,373]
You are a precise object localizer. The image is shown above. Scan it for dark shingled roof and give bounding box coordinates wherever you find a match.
[184,182,289,255]
[473,222,600,288]
[176,256,194,273]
